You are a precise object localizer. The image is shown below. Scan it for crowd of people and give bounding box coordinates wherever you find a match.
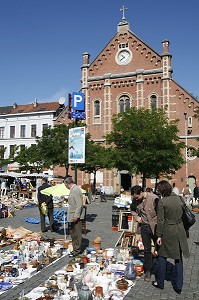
[129,180,195,295]
[36,176,196,295]
[0,174,197,295]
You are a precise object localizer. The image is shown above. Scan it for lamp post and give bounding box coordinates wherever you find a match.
[184,112,188,181]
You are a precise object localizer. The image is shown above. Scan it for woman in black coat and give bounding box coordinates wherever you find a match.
[152,180,189,294]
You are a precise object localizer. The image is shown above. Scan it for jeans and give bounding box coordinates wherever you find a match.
[157,255,183,290]
[141,223,156,273]
[39,207,54,232]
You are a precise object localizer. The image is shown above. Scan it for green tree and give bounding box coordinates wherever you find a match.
[76,135,114,192]
[15,144,47,173]
[0,147,9,169]
[36,124,71,176]
[106,108,185,187]
[36,122,86,177]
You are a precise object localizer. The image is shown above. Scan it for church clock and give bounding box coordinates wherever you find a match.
[116,49,132,65]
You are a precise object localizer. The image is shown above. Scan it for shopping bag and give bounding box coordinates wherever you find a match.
[41,202,48,215]
[179,196,196,230]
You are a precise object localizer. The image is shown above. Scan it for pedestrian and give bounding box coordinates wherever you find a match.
[153,180,189,294]
[115,183,121,197]
[64,177,84,257]
[37,177,56,233]
[182,184,191,204]
[193,183,199,200]
[22,179,28,190]
[99,183,107,202]
[1,180,7,197]
[90,181,95,202]
[172,183,179,195]
[131,185,159,282]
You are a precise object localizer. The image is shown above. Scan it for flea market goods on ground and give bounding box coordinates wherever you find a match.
[0,189,198,299]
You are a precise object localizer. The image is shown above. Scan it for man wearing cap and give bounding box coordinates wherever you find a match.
[64,177,84,257]
[37,177,56,233]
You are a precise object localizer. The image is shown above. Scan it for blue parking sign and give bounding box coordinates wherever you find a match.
[72,92,85,111]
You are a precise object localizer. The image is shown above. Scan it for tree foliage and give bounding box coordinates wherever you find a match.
[15,144,47,173]
[105,108,185,186]
[0,147,9,168]
[76,134,114,190]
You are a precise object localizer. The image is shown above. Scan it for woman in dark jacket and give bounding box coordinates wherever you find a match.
[152,180,189,294]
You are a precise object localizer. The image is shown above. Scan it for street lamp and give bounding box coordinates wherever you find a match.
[184,112,188,181]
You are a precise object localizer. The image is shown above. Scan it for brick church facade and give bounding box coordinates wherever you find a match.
[75,11,199,193]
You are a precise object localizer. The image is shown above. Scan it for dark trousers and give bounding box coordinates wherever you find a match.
[100,192,107,202]
[157,255,183,290]
[141,223,156,273]
[39,208,54,232]
[70,220,82,255]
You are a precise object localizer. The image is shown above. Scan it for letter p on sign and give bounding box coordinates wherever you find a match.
[72,92,85,111]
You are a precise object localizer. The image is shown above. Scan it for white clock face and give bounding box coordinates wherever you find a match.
[117,50,131,65]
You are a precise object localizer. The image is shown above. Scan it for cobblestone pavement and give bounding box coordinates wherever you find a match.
[0,196,198,299]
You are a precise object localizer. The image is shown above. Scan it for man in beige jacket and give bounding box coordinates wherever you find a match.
[64,177,84,257]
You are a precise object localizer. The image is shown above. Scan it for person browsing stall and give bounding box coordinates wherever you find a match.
[153,180,189,294]
[131,185,159,282]
[64,177,84,257]
[37,177,56,233]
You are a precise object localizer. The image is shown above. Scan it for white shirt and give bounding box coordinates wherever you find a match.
[173,187,179,195]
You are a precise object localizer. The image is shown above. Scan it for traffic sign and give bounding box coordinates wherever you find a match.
[72,92,85,111]
[71,112,86,119]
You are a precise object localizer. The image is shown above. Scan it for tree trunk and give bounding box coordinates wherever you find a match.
[142,175,146,190]
[65,164,69,177]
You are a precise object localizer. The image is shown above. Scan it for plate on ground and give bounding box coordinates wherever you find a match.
[55,270,67,275]
[108,289,124,297]
[32,286,46,293]
[25,292,43,299]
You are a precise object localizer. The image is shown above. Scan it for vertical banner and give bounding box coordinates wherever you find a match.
[68,127,86,164]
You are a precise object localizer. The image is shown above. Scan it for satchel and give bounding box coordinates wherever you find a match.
[179,196,196,230]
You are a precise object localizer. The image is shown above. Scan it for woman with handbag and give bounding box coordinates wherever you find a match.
[152,180,189,294]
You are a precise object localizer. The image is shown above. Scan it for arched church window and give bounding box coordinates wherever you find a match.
[150,95,157,109]
[119,99,125,113]
[119,96,131,113]
[126,98,130,110]
[94,100,100,116]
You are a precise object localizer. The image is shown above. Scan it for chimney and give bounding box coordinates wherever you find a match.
[33,98,38,107]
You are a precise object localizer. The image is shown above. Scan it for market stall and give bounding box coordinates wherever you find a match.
[22,243,144,300]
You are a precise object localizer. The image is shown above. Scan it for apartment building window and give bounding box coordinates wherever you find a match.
[0,127,4,139]
[10,145,15,158]
[0,146,4,159]
[31,124,37,137]
[20,125,26,138]
[10,126,15,138]
[42,123,48,132]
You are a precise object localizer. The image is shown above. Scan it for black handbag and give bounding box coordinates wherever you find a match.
[179,196,196,230]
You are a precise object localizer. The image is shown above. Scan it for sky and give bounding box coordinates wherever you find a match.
[0,0,199,106]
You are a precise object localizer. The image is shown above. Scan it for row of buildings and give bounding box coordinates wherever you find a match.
[0,7,199,192]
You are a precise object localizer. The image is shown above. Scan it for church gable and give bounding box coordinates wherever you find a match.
[88,30,162,78]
